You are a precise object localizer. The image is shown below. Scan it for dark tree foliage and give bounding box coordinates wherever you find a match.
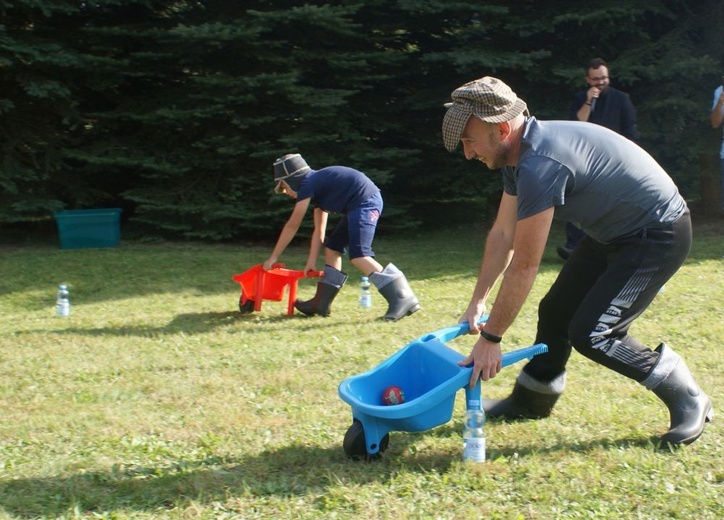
[0,1,86,218]
[1,0,722,239]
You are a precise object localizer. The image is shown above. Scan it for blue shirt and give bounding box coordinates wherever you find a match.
[296,166,380,214]
[502,118,687,243]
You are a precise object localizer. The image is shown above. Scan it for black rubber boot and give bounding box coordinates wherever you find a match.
[483,372,565,419]
[294,282,340,317]
[371,264,420,322]
[294,266,347,317]
[377,276,420,321]
[650,345,713,446]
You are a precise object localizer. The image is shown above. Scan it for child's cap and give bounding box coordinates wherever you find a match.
[273,153,312,193]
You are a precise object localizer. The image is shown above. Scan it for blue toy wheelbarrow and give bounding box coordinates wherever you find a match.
[338,318,548,460]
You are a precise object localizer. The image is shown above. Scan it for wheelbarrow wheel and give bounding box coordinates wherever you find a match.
[239,294,255,313]
[343,419,389,461]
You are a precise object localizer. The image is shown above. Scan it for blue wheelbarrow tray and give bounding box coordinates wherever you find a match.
[338,318,547,456]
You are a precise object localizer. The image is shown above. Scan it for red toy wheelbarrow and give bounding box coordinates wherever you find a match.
[232,263,322,316]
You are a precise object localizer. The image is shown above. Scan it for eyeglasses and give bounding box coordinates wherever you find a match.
[588,76,609,82]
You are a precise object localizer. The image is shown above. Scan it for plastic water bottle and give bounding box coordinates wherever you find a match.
[462,408,486,462]
[359,276,372,309]
[56,284,70,317]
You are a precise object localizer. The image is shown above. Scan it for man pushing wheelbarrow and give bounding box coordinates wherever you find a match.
[442,76,712,447]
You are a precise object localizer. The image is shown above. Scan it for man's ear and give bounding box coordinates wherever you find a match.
[498,121,511,140]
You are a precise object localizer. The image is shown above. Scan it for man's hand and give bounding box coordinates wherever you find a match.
[459,302,487,335]
[587,86,600,103]
[458,336,502,387]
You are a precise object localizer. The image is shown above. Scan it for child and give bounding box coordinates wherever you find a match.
[262,153,420,321]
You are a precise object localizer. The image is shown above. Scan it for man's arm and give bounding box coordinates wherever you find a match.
[570,91,592,122]
[459,205,555,386]
[484,206,554,338]
[461,191,518,332]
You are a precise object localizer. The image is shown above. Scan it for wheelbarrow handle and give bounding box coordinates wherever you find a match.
[419,315,490,344]
[419,319,548,368]
[501,343,549,367]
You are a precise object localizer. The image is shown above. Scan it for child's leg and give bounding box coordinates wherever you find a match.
[346,193,419,321]
[350,256,383,275]
[324,248,345,271]
[345,194,381,264]
[369,263,420,321]
[324,216,350,271]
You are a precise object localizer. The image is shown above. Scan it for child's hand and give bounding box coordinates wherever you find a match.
[262,258,276,271]
[304,262,317,276]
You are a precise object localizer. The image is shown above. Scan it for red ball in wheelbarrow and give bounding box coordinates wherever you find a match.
[382,385,405,405]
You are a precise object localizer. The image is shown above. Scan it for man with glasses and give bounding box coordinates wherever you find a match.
[557,58,640,260]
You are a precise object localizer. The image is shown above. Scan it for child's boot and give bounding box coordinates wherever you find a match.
[294,265,348,317]
[370,263,420,321]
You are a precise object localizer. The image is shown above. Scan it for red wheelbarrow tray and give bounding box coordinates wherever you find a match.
[232,263,322,316]
[338,317,548,456]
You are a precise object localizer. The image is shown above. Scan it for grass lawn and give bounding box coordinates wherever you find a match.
[0,220,722,519]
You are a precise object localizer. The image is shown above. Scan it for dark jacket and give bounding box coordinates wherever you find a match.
[569,86,638,141]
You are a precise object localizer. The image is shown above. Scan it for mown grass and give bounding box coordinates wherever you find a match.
[0,221,722,519]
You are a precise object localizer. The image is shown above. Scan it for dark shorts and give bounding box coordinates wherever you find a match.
[324,192,383,259]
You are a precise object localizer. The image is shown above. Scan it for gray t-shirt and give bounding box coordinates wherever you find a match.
[502,118,687,243]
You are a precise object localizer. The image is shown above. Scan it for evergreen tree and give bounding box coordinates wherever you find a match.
[1,1,722,238]
[0,1,85,220]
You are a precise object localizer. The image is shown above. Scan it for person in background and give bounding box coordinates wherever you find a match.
[558,58,639,260]
[710,76,724,211]
[263,153,420,321]
[441,76,712,446]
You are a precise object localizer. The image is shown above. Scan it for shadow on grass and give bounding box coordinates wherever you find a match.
[422,422,660,459]
[0,432,665,517]
[24,310,345,338]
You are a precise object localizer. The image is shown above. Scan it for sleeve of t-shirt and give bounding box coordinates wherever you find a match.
[514,157,571,220]
[296,182,314,203]
[502,166,517,195]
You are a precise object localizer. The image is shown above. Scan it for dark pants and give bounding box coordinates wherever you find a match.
[525,212,692,384]
[564,222,586,250]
